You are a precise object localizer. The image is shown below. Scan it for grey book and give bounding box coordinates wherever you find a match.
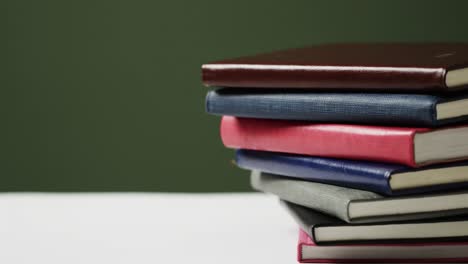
[250,170,468,223]
[281,200,468,245]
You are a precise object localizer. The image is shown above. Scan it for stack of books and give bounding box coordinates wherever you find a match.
[202,43,468,263]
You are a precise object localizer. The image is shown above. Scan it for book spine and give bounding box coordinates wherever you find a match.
[202,64,446,91]
[251,171,352,222]
[298,229,312,263]
[222,117,418,167]
[206,90,438,126]
[236,150,393,195]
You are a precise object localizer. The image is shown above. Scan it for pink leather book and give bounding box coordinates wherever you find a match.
[298,229,468,263]
[221,116,468,167]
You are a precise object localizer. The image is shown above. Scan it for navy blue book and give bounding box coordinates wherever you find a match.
[206,88,468,126]
[236,149,468,196]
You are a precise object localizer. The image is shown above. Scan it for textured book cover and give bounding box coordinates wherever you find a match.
[251,171,468,223]
[206,89,468,127]
[202,43,468,91]
[298,229,468,263]
[250,171,378,222]
[236,149,468,196]
[221,116,468,167]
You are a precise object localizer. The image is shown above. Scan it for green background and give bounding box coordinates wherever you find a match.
[3,0,468,191]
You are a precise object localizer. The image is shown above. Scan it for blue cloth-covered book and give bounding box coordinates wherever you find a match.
[206,89,468,126]
[236,149,468,196]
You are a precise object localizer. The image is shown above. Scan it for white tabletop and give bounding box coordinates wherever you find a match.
[0,193,298,264]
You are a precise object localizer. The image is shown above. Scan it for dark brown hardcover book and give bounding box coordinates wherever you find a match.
[202,43,468,91]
